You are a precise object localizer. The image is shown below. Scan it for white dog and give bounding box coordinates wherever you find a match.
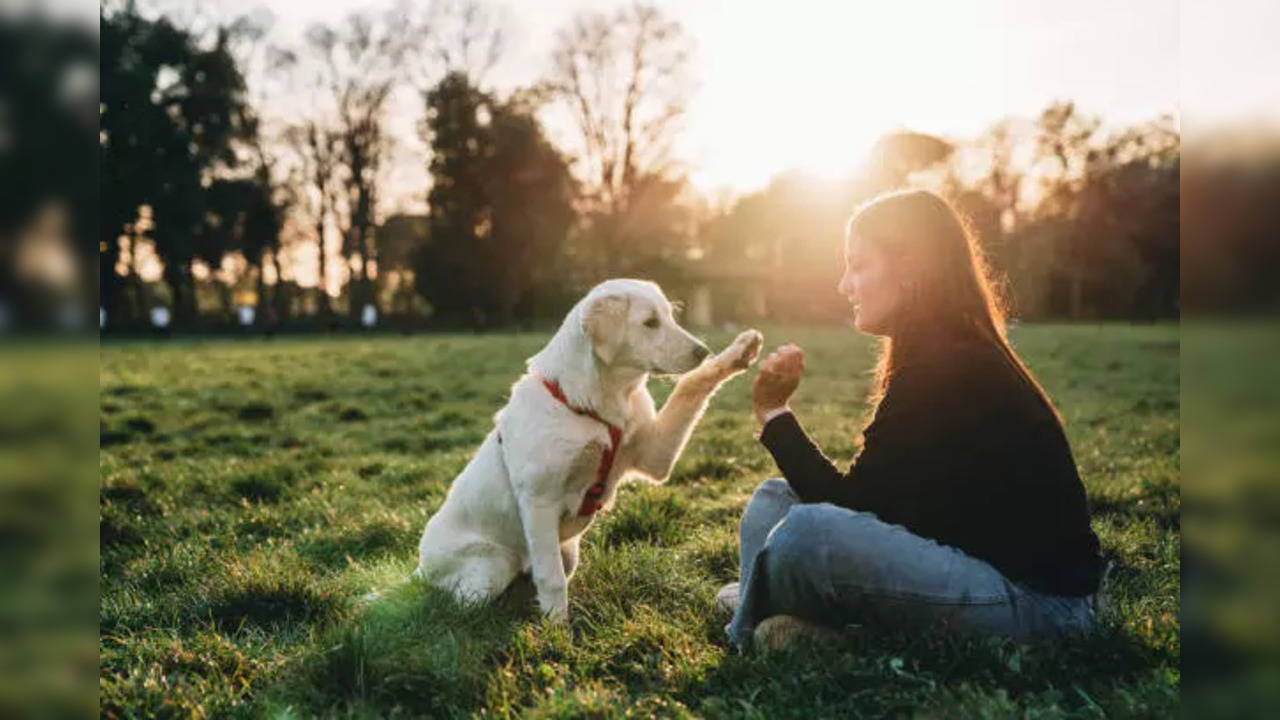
[412,279,762,620]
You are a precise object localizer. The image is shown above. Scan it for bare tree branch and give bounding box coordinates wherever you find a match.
[544,3,692,216]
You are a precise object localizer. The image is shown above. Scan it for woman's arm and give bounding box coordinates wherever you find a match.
[757,410,844,501]
[755,355,939,516]
[751,345,845,501]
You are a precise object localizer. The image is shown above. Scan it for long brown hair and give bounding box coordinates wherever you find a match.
[845,189,1061,420]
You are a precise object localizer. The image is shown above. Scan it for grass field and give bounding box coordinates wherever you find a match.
[99,323,1179,718]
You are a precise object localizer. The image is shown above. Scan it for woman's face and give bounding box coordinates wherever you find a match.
[837,235,901,335]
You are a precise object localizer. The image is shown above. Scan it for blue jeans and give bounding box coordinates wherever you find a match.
[726,478,1095,651]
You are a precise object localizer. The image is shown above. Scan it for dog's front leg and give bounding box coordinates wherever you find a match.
[632,329,762,481]
[516,493,570,621]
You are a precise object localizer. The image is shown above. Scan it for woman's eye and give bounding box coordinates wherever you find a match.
[644,317,660,329]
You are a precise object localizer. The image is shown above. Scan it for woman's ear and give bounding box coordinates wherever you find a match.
[583,294,630,364]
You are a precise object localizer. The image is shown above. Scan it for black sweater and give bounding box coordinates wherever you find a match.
[759,336,1103,597]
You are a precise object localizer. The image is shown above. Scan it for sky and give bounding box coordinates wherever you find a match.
[205,0,1187,210]
[1181,0,1280,126]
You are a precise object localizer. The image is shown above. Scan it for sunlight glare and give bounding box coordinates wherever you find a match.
[682,0,1006,195]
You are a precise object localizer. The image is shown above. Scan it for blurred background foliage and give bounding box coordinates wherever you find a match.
[4,2,1204,337]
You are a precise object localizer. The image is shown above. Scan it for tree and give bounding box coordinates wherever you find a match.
[161,27,253,324]
[544,2,693,277]
[415,73,576,326]
[200,176,281,322]
[416,73,487,324]
[100,6,254,325]
[220,8,293,326]
[198,178,249,318]
[1082,116,1180,319]
[301,6,412,321]
[958,103,1180,320]
[0,12,98,328]
[484,90,578,323]
[1032,101,1101,318]
[866,131,955,191]
[418,0,505,84]
[284,120,343,319]
[239,169,286,324]
[375,213,428,319]
[100,6,184,324]
[968,119,1029,279]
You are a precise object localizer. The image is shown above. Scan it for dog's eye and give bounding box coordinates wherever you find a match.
[643,316,659,329]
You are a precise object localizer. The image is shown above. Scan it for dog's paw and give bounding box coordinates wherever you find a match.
[542,602,569,623]
[537,586,570,623]
[721,329,763,372]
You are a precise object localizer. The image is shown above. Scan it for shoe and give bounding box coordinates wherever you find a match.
[714,582,740,615]
[752,614,840,651]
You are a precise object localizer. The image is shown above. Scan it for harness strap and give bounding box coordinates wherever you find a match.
[540,377,621,516]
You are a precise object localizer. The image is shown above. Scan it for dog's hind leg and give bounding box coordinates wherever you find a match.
[560,537,581,579]
[446,544,522,604]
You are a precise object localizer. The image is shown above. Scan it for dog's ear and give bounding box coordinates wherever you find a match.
[583,294,630,364]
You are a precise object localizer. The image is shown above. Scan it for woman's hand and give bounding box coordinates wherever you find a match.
[752,344,804,425]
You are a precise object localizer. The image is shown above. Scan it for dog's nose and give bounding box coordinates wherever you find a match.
[693,344,711,362]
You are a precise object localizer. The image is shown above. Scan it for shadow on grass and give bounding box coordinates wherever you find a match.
[1090,476,1181,532]
[260,578,535,718]
[594,486,691,549]
[297,522,413,570]
[207,583,344,634]
[676,613,1177,718]
[247,537,1176,717]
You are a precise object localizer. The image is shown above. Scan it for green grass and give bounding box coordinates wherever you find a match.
[99,324,1179,718]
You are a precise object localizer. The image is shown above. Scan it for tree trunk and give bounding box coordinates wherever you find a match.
[347,226,366,322]
[254,251,269,327]
[360,225,376,315]
[99,228,127,327]
[127,233,148,324]
[315,219,331,318]
[162,255,197,327]
[270,249,287,324]
[181,258,199,324]
[216,275,234,324]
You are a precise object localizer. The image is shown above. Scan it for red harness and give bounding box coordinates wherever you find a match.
[540,377,622,516]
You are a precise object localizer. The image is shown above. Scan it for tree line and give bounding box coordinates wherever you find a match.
[702,105,1180,324]
[3,2,1195,332]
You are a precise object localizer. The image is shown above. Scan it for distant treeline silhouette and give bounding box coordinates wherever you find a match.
[16,4,1268,333]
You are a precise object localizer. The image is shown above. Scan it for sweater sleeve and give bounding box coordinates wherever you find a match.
[757,363,945,517]
[757,411,843,502]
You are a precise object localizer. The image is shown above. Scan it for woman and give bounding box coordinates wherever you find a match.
[722,189,1103,652]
